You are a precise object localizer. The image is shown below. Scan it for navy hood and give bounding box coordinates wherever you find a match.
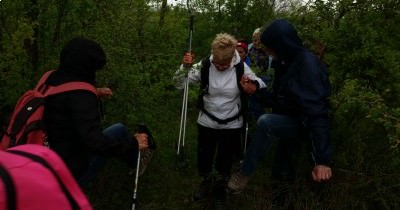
[261,19,304,63]
[49,38,106,85]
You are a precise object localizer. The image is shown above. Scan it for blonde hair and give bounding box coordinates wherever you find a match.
[211,33,237,62]
[253,27,261,36]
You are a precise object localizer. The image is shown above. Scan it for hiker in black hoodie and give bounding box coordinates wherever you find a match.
[43,38,149,185]
[228,19,332,193]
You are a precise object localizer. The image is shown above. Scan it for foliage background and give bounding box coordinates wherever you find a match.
[1,0,400,209]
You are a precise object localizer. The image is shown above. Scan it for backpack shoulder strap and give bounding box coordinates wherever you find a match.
[45,82,97,97]
[197,57,211,111]
[7,149,81,209]
[200,57,211,90]
[234,61,245,91]
[201,57,244,89]
[0,161,16,209]
[35,70,55,91]
[234,61,248,123]
[197,59,248,124]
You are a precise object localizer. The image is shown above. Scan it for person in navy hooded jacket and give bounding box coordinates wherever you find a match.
[227,19,332,193]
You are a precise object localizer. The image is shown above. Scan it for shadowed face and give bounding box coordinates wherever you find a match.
[264,47,278,60]
[236,46,247,62]
[212,57,232,71]
[252,34,261,49]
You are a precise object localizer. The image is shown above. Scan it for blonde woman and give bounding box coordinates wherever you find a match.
[174,33,266,209]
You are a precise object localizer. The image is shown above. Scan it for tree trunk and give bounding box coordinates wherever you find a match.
[159,0,168,28]
[24,0,39,73]
[53,0,69,46]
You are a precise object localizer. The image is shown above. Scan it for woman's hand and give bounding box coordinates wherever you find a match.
[96,87,113,98]
[134,133,149,150]
[182,52,195,68]
[312,165,332,182]
[240,75,257,94]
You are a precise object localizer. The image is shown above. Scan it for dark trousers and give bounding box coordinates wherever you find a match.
[197,124,242,178]
[78,123,133,187]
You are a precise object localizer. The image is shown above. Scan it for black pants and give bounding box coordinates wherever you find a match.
[197,124,242,178]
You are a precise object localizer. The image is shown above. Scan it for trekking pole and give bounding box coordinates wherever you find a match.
[176,77,189,168]
[240,110,249,163]
[132,151,141,210]
[176,5,194,170]
[243,122,248,155]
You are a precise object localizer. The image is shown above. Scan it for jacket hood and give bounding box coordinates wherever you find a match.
[261,19,304,63]
[56,38,106,84]
[210,50,241,67]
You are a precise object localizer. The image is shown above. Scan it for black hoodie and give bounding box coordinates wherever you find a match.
[260,19,332,166]
[43,38,139,179]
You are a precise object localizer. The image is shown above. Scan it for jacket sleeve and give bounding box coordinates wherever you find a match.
[289,57,332,166]
[251,88,275,108]
[244,63,267,89]
[68,91,139,168]
[173,62,202,89]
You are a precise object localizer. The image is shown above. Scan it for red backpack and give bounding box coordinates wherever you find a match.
[0,144,93,210]
[0,70,97,150]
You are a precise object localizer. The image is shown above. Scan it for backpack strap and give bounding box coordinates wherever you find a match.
[197,57,246,124]
[199,57,211,95]
[35,70,97,96]
[7,150,80,209]
[35,70,55,92]
[0,162,16,210]
[8,98,43,140]
[196,57,211,111]
[45,82,97,97]
[199,57,244,93]
[235,60,248,119]
[235,61,245,91]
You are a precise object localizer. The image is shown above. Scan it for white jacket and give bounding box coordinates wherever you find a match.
[174,51,266,129]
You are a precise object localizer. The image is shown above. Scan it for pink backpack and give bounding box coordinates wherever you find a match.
[0,70,97,150]
[0,144,92,210]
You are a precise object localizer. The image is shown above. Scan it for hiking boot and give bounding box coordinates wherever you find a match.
[192,176,213,201]
[227,171,251,194]
[214,197,227,210]
[214,178,228,210]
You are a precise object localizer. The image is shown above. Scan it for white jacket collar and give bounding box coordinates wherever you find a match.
[209,50,241,68]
